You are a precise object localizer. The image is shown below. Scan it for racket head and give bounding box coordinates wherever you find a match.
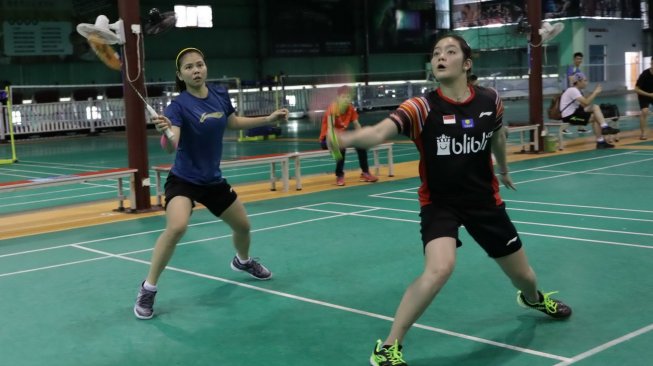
[87,34,121,70]
[326,118,343,161]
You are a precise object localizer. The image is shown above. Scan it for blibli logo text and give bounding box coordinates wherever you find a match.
[436,132,493,156]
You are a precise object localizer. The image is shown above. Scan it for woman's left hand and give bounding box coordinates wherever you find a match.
[500,173,516,190]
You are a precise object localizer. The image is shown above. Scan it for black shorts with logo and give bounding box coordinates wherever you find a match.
[419,201,522,258]
[164,173,238,217]
[562,106,591,125]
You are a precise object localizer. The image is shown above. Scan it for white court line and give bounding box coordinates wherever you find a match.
[0,205,305,259]
[0,212,354,278]
[503,199,653,214]
[512,220,653,238]
[0,191,116,208]
[3,184,120,201]
[553,323,653,365]
[71,243,572,363]
[508,208,653,223]
[532,169,653,179]
[0,166,93,177]
[313,201,653,238]
[369,151,646,191]
[514,156,653,186]
[312,201,653,238]
[346,198,653,223]
[304,203,653,249]
[20,160,116,170]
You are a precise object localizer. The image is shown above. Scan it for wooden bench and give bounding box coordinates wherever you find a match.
[152,153,291,206]
[0,168,137,211]
[544,121,570,150]
[290,142,395,190]
[507,124,539,152]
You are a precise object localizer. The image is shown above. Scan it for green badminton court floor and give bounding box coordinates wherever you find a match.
[1,142,652,365]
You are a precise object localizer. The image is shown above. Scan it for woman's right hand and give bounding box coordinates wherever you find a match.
[152,115,172,133]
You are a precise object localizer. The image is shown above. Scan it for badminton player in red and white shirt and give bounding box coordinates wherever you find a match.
[331,34,572,366]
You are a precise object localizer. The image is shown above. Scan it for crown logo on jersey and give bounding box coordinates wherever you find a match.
[437,134,451,156]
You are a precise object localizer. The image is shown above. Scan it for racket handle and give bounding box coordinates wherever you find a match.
[145,104,158,118]
[146,104,176,139]
[164,128,175,139]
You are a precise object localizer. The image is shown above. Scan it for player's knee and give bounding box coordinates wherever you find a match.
[166,221,188,238]
[423,261,455,282]
[231,219,251,235]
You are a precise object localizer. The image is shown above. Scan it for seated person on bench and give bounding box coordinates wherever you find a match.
[560,72,619,149]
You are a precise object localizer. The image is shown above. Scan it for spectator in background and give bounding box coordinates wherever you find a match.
[319,85,378,186]
[634,65,653,140]
[563,53,589,134]
[566,52,583,88]
[459,3,479,27]
[560,72,620,149]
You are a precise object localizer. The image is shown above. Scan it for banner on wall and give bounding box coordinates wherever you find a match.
[452,1,526,29]
[452,0,641,30]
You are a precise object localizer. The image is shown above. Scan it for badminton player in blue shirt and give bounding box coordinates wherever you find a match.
[134,47,288,319]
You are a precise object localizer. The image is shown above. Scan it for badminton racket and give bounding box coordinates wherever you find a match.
[325,116,343,161]
[86,33,175,140]
[126,82,174,139]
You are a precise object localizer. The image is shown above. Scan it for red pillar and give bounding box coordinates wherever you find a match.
[528,0,543,152]
[118,0,152,211]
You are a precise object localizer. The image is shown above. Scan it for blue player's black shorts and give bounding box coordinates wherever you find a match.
[164,173,238,217]
[419,201,522,258]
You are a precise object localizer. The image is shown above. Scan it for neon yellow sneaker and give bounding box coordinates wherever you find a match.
[370,339,407,366]
[517,290,572,319]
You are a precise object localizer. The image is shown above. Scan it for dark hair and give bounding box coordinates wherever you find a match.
[336,85,352,96]
[434,33,473,76]
[174,47,205,92]
[573,52,583,58]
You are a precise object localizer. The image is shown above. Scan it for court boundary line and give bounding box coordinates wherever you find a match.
[553,323,653,365]
[531,169,653,179]
[3,200,652,261]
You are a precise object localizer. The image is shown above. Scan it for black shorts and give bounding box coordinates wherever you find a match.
[164,173,238,217]
[419,202,522,258]
[638,95,653,109]
[562,107,591,125]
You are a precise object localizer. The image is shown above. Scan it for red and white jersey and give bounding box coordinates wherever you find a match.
[389,86,504,207]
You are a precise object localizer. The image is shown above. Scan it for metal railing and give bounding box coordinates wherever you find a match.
[2,74,569,140]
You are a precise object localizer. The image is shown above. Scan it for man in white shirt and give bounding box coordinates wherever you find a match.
[560,72,620,149]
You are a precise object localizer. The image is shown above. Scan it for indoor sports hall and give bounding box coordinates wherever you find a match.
[1,1,652,366]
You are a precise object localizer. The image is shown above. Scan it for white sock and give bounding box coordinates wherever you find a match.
[143,281,157,291]
[237,256,251,264]
[597,137,605,142]
[601,123,608,128]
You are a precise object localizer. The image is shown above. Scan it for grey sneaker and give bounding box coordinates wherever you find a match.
[230,256,272,280]
[133,282,157,320]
